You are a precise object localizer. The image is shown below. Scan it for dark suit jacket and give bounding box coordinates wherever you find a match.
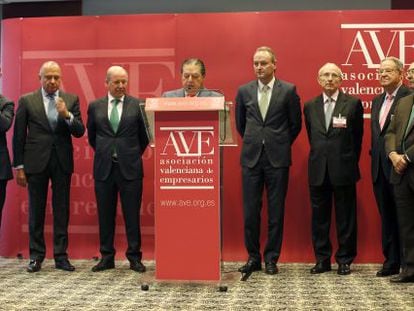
[304,91,364,186]
[13,89,85,174]
[162,88,222,97]
[371,85,412,183]
[385,94,414,185]
[87,95,149,181]
[0,95,14,180]
[235,79,302,168]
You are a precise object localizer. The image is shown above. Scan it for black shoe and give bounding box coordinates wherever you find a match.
[310,262,331,274]
[390,273,414,283]
[337,263,351,275]
[130,260,146,273]
[376,268,400,277]
[238,260,261,273]
[55,259,75,272]
[265,262,278,275]
[27,260,42,273]
[91,260,115,272]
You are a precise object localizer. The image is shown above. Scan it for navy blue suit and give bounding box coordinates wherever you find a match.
[235,79,301,263]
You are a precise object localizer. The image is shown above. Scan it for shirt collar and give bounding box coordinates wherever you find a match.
[387,84,402,98]
[108,93,125,104]
[258,77,275,92]
[323,89,339,103]
[42,88,59,99]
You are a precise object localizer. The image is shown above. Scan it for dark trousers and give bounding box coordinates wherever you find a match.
[95,162,143,263]
[26,149,71,261]
[393,174,414,275]
[242,149,289,263]
[373,165,401,270]
[310,173,357,265]
[0,179,7,228]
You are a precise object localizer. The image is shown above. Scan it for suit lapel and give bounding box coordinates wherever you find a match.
[379,86,411,134]
[314,95,327,133]
[35,89,53,131]
[327,92,346,133]
[249,82,261,120]
[372,93,385,134]
[266,80,281,121]
[118,96,129,131]
[403,98,414,138]
[100,96,113,133]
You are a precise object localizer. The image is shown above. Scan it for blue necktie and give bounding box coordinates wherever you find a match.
[47,93,58,130]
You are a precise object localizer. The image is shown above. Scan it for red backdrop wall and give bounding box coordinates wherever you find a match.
[1,10,413,263]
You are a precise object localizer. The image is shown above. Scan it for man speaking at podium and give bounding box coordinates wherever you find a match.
[162,58,222,98]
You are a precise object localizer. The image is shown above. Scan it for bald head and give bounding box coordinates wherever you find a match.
[105,65,129,98]
[39,61,62,94]
[317,63,343,96]
[106,65,128,83]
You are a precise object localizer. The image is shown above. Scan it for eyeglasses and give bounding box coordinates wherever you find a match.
[377,68,398,74]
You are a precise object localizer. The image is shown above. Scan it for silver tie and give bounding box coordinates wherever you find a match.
[325,97,334,130]
[47,93,58,130]
[259,85,270,120]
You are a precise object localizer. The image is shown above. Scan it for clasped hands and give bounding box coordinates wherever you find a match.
[389,151,408,175]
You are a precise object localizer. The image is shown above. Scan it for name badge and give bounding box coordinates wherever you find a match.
[332,114,347,128]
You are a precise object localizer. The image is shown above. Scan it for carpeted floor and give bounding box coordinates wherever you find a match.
[0,258,413,310]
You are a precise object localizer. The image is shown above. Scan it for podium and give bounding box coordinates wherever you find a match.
[145,96,227,281]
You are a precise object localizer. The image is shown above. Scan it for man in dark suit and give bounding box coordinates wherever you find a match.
[385,93,414,283]
[304,63,363,275]
[235,46,302,275]
[370,57,411,277]
[87,65,149,273]
[0,71,14,228]
[162,58,222,98]
[13,61,85,272]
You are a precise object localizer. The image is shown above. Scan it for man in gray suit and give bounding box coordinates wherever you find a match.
[162,58,222,98]
[304,63,363,276]
[235,46,302,275]
[87,65,149,273]
[406,62,414,90]
[385,93,414,283]
[13,61,85,273]
[0,67,14,229]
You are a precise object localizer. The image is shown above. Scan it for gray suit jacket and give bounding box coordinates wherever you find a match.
[385,94,414,185]
[87,95,149,181]
[13,89,85,174]
[304,91,364,186]
[162,88,222,98]
[0,95,14,180]
[235,79,302,168]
